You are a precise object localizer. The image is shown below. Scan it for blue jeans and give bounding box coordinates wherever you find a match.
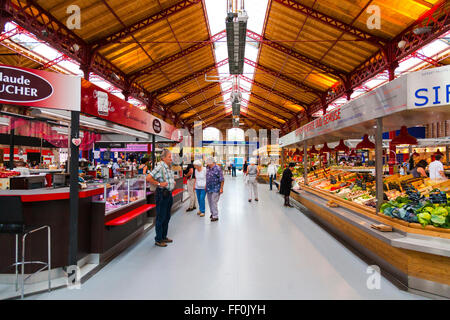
[269,174,275,190]
[195,188,206,213]
[232,167,236,177]
[155,188,173,242]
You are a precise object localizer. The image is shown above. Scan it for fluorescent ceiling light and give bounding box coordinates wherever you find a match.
[30,108,149,140]
[52,126,84,137]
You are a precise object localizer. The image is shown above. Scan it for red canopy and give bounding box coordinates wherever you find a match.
[356,134,375,149]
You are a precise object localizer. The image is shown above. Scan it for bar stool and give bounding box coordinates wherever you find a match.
[0,196,51,299]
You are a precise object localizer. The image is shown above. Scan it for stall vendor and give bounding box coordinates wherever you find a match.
[112,158,123,177]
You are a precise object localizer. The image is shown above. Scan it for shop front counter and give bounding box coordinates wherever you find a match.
[0,186,104,276]
[282,183,450,299]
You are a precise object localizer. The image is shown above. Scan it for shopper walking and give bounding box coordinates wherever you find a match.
[146,149,176,247]
[231,161,237,177]
[243,160,248,175]
[280,163,296,207]
[193,160,206,217]
[246,160,259,202]
[206,157,224,222]
[267,161,278,191]
[184,160,196,212]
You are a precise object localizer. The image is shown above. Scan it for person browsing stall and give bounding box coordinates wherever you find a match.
[184,160,196,212]
[411,160,428,178]
[279,163,296,207]
[429,154,446,181]
[193,160,206,217]
[205,157,224,222]
[146,149,176,247]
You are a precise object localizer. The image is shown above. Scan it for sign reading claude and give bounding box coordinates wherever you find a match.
[0,64,81,111]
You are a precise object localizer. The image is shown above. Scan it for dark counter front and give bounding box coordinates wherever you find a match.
[0,187,103,274]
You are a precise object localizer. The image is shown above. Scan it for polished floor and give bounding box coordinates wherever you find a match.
[31,174,423,300]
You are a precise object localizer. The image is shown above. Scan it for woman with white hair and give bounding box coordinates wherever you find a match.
[193,160,206,217]
[246,159,259,202]
[205,157,224,221]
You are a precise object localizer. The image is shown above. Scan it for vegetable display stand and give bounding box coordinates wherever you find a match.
[290,185,450,299]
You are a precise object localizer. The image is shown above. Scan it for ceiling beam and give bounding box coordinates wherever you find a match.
[129,30,226,82]
[179,91,226,118]
[152,58,228,96]
[246,29,346,78]
[245,58,323,96]
[241,75,306,112]
[241,112,281,129]
[167,82,219,108]
[273,0,386,47]
[91,0,202,50]
[245,110,282,128]
[186,104,227,123]
[242,98,289,121]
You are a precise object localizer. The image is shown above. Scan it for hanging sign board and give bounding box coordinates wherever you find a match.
[81,79,179,141]
[294,76,408,142]
[0,64,81,111]
[407,65,450,109]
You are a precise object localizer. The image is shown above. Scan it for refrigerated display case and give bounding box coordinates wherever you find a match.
[91,176,146,214]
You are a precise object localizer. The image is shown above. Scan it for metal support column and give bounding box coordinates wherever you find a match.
[375,117,384,213]
[303,141,308,186]
[9,127,14,169]
[151,134,156,170]
[68,111,80,268]
[446,145,449,166]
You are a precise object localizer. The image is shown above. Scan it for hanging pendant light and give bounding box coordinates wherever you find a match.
[349,149,357,157]
[308,145,319,155]
[356,134,375,149]
[319,142,333,154]
[434,149,444,156]
[390,126,417,146]
[412,149,419,157]
[334,139,349,153]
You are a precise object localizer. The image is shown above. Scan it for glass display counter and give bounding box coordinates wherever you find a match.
[90,176,146,214]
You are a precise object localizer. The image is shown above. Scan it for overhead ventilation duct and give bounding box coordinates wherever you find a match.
[226,2,248,75]
[231,91,242,118]
[232,101,241,117]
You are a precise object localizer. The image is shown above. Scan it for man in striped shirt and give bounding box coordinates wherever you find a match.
[146,149,176,247]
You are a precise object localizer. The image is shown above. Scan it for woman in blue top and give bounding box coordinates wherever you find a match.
[138,156,150,175]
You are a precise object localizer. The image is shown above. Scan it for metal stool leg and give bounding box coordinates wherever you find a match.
[21,233,25,300]
[47,226,51,292]
[15,234,18,292]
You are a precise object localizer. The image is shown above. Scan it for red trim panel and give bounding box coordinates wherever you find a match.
[105,204,156,226]
[19,187,104,202]
[172,188,183,197]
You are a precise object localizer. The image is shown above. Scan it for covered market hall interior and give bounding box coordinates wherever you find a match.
[0,0,449,300]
